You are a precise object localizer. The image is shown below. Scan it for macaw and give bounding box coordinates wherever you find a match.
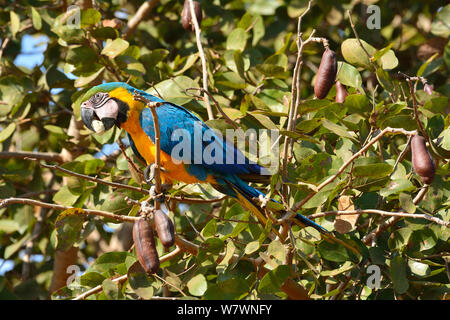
[79,82,330,236]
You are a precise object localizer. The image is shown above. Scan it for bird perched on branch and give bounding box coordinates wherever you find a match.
[78,82,330,236]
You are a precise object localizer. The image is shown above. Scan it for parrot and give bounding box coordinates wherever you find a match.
[78,82,331,236]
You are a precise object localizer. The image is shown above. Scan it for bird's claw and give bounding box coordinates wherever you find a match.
[144,163,156,184]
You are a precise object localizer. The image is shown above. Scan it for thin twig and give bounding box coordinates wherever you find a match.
[362,185,430,244]
[282,0,318,199]
[185,87,239,130]
[389,134,412,179]
[347,10,378,71]
[188,0,214,120]
[117,139,145,181]
[0,151,64,163]
[35,160,148,194]
[309,209,448,227]
[0,198,139,223]
[405,78,431,146]
[123,0,160,39]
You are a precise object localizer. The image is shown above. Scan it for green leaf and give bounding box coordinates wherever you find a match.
[100,191,129,215]
[226,28,248,52]
[102,278,119,300]
[390,255,409,294]
[399,193,416,213]
[341,38,376,71]
[53,186,79,206]
[320,261,354,277]
[81,9,101,27]
[344,94,370,114]
[372,43,393,62]
[79,272,106,287]
[353,163,393,178]
[318,240,350,262]
[203,238,225,254]
[0,220,20,233]
[380,179,415,197]
[147,75,198,105]
[388,227,413,251]
[337,62,362,89]
[128,263,154,299]
[10,12,20,38]
[321,119,357,141]
[255,64,288,78]
[245,240,260,255]
[4,234,29,259]
[66,46,98,66]
[31,7,42,30]
[201,219,217,238]
[298,99,331,114]
[101,38,129,59]
[44,125,66,136]
[431,4,450,37]
[187,274,207,296]
[74,67,105,88]
[258,265,290,294]
[204,278,249,300]
[414,229,437,251]
[408,260,430,277]
[252,14,265,46]
[0,123,16,142]
[91,252,131,273]
[54,208,86,251]
[379,50,398,70]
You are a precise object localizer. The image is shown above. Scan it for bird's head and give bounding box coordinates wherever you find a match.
[79,82,134,134]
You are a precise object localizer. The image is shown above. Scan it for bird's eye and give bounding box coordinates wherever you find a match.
[91,93,103,104]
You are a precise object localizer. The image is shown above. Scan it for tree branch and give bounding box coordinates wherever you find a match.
[123,0,160,39]
[0,151,64,163]
[310,209,448,227]
[188,0,214,120]
[0,198,139,223]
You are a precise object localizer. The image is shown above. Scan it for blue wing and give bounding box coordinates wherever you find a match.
[135,90,264,181]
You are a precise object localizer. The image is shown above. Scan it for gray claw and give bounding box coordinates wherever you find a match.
[144,163,156,184]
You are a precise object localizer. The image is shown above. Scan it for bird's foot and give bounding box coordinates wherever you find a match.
[148,183,172,202]
[144,163,156,184]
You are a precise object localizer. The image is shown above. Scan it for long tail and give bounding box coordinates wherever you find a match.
[217,178,362,255]
[218,177,331,236]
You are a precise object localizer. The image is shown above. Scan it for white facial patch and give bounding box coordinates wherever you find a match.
[92,120,106,135]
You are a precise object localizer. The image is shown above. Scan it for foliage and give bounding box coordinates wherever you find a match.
[0,0,449,300]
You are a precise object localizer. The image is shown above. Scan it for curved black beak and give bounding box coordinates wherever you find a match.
[81,107,95,132]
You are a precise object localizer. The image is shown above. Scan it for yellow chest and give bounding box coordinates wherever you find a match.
[120,109,214,185]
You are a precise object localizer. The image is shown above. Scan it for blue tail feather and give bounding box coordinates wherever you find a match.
[215,176,330,235]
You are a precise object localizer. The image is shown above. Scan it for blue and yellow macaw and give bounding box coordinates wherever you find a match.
[79,82,330,236]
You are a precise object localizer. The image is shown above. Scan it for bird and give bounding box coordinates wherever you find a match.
[78,82,330,237]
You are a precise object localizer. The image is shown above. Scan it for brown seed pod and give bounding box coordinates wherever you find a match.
[132,218,160,274]
[181,0,202,31]
[411,135,436,185]
[314,48,337,99]
[335,81,348,103]
[154,210,175,248]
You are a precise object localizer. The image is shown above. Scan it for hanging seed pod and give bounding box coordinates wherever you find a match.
[154,210,175,248]
[314,47,337,99]
[335,81,348,103]
[411,135,436,185]
[132,218,160,274]
[181,0,202,31]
